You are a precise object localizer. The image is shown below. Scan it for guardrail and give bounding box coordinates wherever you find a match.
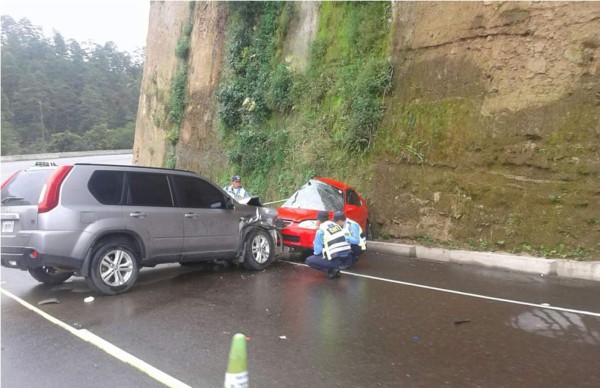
[1,149,133,162]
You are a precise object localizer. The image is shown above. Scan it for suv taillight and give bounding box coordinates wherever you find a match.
[38,165,73,213]
[1,171,19,190]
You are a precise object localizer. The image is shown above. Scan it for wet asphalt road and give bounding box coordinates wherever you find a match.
[2,157,600,386]
[2,250,600,388]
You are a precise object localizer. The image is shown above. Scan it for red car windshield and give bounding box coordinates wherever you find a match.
[281,179,343,211]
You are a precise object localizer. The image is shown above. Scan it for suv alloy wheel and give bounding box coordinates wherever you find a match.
[243,229,275,270]
[87,239,140,295]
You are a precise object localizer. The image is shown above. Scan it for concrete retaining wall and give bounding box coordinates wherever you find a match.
[369,241,599,282]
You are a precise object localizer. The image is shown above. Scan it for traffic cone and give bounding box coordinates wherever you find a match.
[224,333,249,388]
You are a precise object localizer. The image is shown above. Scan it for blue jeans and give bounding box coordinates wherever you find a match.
[305,254,352,273]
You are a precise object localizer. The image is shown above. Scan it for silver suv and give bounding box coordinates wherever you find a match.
[1,163,280,295]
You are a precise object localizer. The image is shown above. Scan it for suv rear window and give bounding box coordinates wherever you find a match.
[1,169,55,206]
[88,171,124,205]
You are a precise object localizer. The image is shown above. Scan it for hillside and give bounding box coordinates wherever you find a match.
[133,1,600,259]
[1,16,142,155]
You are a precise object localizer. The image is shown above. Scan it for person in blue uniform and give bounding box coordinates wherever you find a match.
[305,211,354,279]
[333,211,366,269]
[223,175,250,200]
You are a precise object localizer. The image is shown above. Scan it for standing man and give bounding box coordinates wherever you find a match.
[223,175,250,200]
[333,211,366,268]
[305,211,354,279]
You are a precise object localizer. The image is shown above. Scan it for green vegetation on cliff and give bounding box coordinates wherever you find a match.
[165,2,196,168]
[216,1,392,199]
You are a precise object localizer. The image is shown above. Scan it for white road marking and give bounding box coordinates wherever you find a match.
[0,287,192,388]
[284,261,600,317]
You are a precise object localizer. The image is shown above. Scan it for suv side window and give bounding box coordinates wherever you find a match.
[346,190,362,206]
[126,172,173,207]
[88,171,124,205]
[172,175,226,209]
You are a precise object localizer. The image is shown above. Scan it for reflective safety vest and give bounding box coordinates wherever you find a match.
[320,220,352,260]
[224,185,249,200]
[345,218,367,250]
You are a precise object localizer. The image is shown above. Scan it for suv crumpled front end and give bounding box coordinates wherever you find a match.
[236,199,284,263]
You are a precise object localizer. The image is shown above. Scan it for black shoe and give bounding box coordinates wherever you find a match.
[327,268,341,279]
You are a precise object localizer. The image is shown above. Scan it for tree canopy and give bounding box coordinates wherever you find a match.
[1,15,143,155]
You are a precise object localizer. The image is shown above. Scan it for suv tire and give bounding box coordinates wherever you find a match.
[28,266,73,285]
[86,239,139,295]
[243,229,275,271]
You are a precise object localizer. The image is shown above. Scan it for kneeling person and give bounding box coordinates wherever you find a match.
[333,211,366,268]
[305,211,354,279]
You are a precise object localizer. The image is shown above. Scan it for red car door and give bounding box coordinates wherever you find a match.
[344,188,368,230]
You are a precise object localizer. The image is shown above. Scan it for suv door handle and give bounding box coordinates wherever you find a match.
[129,212,147,218]
[184,213,197,219]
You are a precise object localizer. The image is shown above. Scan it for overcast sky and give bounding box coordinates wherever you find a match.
[1,0,150,53]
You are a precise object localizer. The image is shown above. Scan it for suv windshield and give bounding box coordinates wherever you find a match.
[281,179,343,211]
[1,169,55,206]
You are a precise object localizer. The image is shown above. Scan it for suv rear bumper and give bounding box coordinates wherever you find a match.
[1,246,82,271]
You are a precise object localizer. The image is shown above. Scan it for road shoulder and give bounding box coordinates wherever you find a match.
[368,241,600,282]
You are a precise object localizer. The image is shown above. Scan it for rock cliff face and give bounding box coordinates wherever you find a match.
[375,1,599,256]
[176,2,229,177]
[134,1,600,258]
[134,1,189,167]
[391,1,599,114]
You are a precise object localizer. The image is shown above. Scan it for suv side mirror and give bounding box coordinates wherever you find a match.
[225,197,235,210]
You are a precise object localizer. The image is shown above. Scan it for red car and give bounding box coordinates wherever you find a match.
[277,177,370,251]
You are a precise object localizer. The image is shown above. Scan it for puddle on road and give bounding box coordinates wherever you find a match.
[508,308,600,345]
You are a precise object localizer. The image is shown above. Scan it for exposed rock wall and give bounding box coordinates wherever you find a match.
[133,1,190,166]
[282,1,318,72]
[391,1,600,114]
[135,1,600,257]
[176,2,228,177]
[373,1,599,255]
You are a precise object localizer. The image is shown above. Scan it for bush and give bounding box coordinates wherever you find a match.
[175,36,190,59]
[111,122,135,149]
[0,123,21,155]
[169,63,188,126]
[342,58,393,152]
[166,126,179,146]
[216,79,245,129]
[267,63,294,113]
[48,131,87,152]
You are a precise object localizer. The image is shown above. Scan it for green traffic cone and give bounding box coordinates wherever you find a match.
[224,333,249,388]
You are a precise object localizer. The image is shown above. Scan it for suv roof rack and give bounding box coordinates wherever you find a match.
[34,161,57,167]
